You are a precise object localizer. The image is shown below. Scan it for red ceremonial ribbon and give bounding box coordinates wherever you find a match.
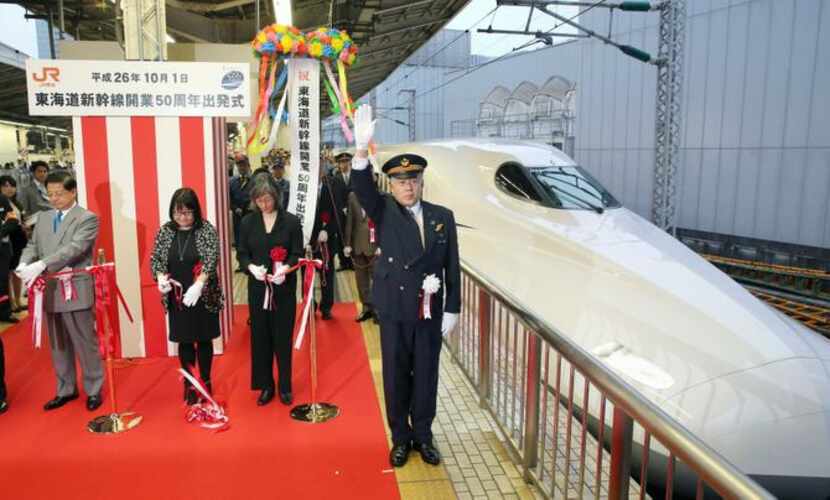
[263,247,288,311]
[180,368,229,432]
[367,218,376,244]
[293,257,323,350]
[27,276,47,348]
[26,263,134,356]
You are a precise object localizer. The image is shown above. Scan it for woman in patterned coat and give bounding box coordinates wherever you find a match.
[151,188,224,404]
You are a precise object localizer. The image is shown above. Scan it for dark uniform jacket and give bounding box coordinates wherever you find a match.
[229,174,253,212]
[351,166,460,321]
[310,174,347,253]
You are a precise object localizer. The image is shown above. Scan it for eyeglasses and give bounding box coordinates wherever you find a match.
[46,190,67,198]
[174,209,195,217]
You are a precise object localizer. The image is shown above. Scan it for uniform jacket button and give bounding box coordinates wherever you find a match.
[404,265,409,270]
[388,257,393,263]
[399,285,404,291]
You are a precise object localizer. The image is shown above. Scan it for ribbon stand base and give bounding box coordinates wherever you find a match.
[88,411,143,434]
[290,259,340,423]
[87,250,143,434]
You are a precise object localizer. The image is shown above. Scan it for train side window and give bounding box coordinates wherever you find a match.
[495,163,543,202]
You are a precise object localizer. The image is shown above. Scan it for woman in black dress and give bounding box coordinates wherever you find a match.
[237,179,303,406]
[150,188,224,404]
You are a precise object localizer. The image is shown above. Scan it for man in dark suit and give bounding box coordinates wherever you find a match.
[229,156,253,257]
[308,166,348,320]
[333,152,354,271]
[350,104,460,468]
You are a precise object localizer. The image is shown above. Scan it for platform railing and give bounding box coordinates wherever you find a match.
[447,262,775,500]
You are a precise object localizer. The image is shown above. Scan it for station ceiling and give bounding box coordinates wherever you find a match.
[8,0,471,105]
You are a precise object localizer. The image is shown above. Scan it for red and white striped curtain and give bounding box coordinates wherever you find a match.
[72,116,233,358]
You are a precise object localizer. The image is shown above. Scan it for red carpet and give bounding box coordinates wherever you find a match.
[0,304,399,500]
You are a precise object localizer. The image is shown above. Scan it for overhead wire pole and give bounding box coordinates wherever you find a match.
[489,0,686,234]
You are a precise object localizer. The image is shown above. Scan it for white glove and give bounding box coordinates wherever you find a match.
[18,261,46,286]
[354,104,376,152]
[342,207,348,215]
[157,273,172,294]
[182,280,204,307]
[441,312,459,338]
[318,230,328,243]
[375,247,382,256]
[248,264,267,281]
[343,246,352,257]
[268,264,290,285]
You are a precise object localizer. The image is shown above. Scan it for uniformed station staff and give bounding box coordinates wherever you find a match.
[350,104,460,468]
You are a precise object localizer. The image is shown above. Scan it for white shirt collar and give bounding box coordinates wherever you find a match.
[59,202,77,217]
[407,201,422,218]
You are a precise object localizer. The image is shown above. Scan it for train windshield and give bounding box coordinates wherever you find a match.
[528,166,621,211]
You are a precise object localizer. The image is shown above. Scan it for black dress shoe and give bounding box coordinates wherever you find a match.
[257,388,275,406]
[389,442,412,467]
[355,309,374,322]
[279,391,293,405]
[185,387,198,405]
[415,441,442,465]
[321,310,333,320]
[44,392,79,411]
[86,394,103,411]
[0,399,8,414]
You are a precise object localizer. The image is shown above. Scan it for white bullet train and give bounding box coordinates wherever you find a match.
[372,139,830,499]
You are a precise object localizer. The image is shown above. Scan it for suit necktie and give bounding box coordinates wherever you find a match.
[408,208,424,248]
[53,211,63,233]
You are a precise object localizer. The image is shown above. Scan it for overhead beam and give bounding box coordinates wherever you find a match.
[166,0,255,14]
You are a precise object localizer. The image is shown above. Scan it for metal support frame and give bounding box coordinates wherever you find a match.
[123,0,167,61]
[652,0,685,234]
[398,89,416,142]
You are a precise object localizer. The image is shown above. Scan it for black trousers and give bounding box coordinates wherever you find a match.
[378,316,443,445]
[304,250,336,314]
[0,247,11,319]
[249,291,297,392]
[0,335,6,400]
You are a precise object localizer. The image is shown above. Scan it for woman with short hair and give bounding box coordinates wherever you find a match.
[237,179,303,406]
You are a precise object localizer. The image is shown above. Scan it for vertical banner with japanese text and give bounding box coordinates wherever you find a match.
[287,59,320,246]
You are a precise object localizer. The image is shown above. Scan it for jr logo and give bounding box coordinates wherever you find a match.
[32,67,60,83]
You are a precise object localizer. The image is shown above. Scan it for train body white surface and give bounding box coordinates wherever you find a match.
[371,139,830,497]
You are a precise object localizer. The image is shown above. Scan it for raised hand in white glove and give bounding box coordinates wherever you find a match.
[343,246,352,258]
[374,247,382,256]
[353,104,376,152]
[318,230,328,243]
[441,312,459,338]
[157,273,172,294]
[248,264,267,281]
[18,261,46,286]
[183,280,204,307]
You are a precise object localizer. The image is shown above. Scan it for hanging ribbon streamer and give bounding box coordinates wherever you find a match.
[419,274,441,320]
[323,78,340,114]
[168,277,184,310]
[263,69,291,155]
[293,258,322,350]
[180,369,229,432]
[337,60,353,118]
[28,276,46,348]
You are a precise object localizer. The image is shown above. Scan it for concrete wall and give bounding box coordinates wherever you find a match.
[380,0,830,248]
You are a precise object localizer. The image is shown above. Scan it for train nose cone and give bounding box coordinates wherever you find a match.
[666,357,830,498]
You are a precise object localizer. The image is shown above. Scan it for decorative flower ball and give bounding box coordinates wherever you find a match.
[253,25,358,66]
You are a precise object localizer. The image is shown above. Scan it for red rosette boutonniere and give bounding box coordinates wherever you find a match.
[270,246,288,275]
[320,211,331,226]
[192,261,204,282]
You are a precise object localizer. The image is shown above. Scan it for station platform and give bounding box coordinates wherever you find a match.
[0,269,542,500]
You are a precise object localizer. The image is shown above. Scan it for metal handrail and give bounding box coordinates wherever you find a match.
[452,260,775,499]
